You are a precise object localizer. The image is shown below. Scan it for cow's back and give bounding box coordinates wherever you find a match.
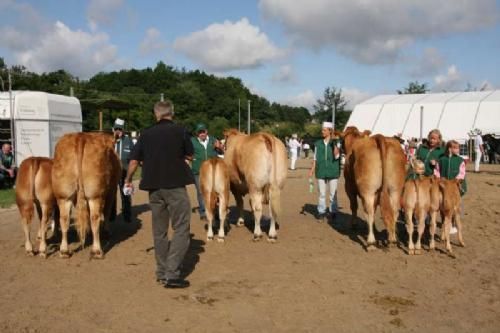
[52,133,80,199]
[16,157,54,207]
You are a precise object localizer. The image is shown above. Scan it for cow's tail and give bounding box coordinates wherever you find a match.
[29,158,40,203]
[262,134,281,222]
[374,134,392,222]
[76,136,89,248]
[209,159,218,213]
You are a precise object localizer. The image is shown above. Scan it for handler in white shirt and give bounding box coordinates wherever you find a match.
[289,134,300,170]
[474,130,484,172]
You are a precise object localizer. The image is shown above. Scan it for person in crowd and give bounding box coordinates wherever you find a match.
[288,134,300,170]
[410,129,445,177]
[434,140,467,234]
[111,118,134,223]
[124,100,194,289]
[303,141,311,159]
[474,129,485,172]
[485,140,497,164]
[190,123,221,221]
[0,143,16,188]
[308,122,341,221]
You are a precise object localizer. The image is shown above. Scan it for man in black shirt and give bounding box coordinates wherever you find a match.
[124,100,194,289]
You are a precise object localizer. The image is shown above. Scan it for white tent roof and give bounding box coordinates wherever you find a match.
[346,90,500,143]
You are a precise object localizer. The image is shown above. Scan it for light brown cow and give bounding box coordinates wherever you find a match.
[438,178,464,255]
[402,160,441,254]
[342,126,406,250]
[223,129,287,241]
[15,157,57,257]
[52,132,121,259]
[200,157,230,242]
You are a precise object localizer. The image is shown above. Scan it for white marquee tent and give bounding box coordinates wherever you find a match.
[0,91,82,167]
[346,90,500,143]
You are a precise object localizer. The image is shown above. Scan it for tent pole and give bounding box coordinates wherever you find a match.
[419,106,424,141]
[99,110,103,131]
[8,70,15,162]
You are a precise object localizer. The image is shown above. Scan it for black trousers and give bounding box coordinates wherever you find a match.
[111,169,132,221]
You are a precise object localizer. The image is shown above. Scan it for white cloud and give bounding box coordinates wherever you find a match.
[87,0,124,31]
[409,47,445,77]
[174,18,286,71]
[281,89,316,109]
[139,28,166,55]
[433,65,463,91]
[259,0,498,64]
[342,88,373,110]
[17,21,119,78]
[271,64,296,83]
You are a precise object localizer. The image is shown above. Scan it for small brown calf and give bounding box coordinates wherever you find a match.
[439,178,464,255]
[200,158,230,242]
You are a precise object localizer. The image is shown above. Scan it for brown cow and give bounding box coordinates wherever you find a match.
[438,178,464,255]
[15,157,57,257]
[52,132,121,259]
[200,157,230,242]
[402,160,441,254]
[342,126,406,250]
[223,129,287,241]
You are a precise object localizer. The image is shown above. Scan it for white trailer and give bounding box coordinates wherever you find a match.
[0,91,82,167]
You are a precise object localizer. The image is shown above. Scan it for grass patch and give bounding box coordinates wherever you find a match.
[0,188,16,209]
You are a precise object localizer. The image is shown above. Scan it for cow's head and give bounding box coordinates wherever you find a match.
[340,126,371,155]
[223,128,244,150]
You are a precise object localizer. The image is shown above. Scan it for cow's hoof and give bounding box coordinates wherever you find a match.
[414,249,422,255]
[59,251,71,259]
[26,250,35,257]
[253,234,262,242]
[207,236,214,242]
[387,241,397,248]
[366,244,377,252]
[38,252,47,259]
[236,219,245,227]
[267,236,278,243]
[408,249,415,255]
[217,237,225,243]
[446,250,456,259]
[459,241,465,247]
[90,250,104,260]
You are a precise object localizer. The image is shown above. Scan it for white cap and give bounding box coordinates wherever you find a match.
[322,121,333,129]
[292,133,298,139]
[114,118,125,129]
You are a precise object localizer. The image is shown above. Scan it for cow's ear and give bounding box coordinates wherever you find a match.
[362,130,372,137]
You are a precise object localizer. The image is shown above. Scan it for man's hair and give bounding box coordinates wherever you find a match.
[154,100,174,118]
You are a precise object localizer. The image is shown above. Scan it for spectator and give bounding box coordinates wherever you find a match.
[474,129,485,172]
[0,143,16,188]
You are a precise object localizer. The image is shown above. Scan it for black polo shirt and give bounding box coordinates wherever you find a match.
[129,119,195,190]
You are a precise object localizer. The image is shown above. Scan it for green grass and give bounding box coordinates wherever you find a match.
[0,188,16,209]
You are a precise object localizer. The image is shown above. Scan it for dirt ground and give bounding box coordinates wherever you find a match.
[1,159,499,333]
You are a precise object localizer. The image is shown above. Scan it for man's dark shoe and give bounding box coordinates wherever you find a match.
[200,216,207,222]
[156,278,167,285]
[316,212,326,221]
[165,278,190,289]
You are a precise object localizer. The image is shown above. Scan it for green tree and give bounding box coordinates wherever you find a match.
[313,87,347,128]
[397,81,429,94]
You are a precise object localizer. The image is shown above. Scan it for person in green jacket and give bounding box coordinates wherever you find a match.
[308,121,341,221]
[408,129,445,179]
[190,123,221,220]
[435,140,467,195]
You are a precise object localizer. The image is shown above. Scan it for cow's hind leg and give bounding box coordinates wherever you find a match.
[206,206,215,242]
[405,208,415,255]
[267,186,280,242]
[362,194,377,251]
[37,203,52,258]
[346,187,358,228]
[414,210,426,255]
[429,211,438,250]
[58,200,72,258]
[20,205,34,255]
[250,191,264,241]
[455,211,465,247]
[89,199,104,259]
[217,193,227,242]
[235,193,245,227]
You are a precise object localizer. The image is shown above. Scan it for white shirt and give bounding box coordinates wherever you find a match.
[474,134,483,150]
[303,143,310,150]
[288,139,300,151]
[198,136,210,149]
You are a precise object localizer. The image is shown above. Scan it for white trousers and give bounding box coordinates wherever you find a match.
[475,149,482,172]
[290,150,298,170]
[317,178,338,214]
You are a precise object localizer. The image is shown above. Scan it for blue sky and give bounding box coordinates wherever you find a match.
[1,0,499,110]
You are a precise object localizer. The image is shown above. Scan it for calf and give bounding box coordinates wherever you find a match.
[402,160,440,254]
[200,158,230,242]
[439,178,464,255]
[15,157,56,257]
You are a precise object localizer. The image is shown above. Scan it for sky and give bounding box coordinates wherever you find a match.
[1,0,499,110]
